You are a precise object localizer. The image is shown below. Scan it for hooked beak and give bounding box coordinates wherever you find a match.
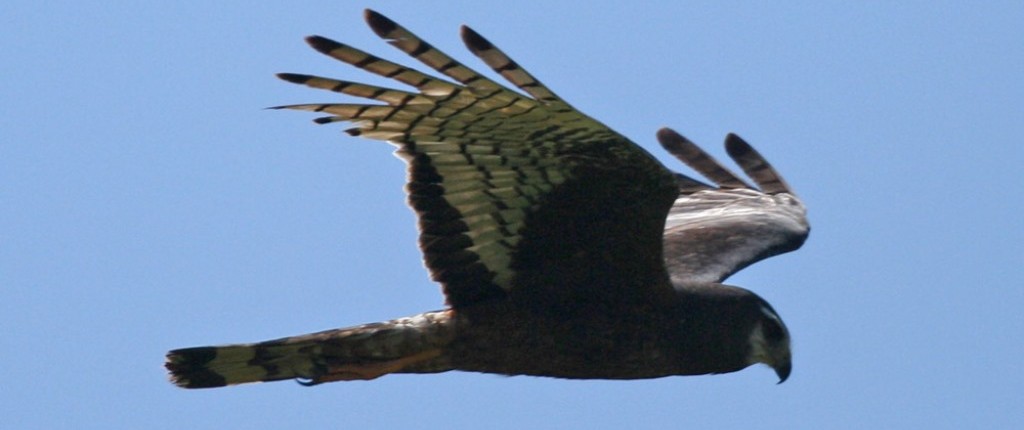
[774,360,792,384]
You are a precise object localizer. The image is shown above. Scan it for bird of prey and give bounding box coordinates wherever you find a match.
[165,9,809,389]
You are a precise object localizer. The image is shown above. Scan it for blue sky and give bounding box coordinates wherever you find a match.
[4,1,1023,428]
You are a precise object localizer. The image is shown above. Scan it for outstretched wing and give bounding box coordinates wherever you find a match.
[276,10,679,309]
[657,128,809,285]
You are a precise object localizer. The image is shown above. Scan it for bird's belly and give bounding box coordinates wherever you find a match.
[447,309,681,379]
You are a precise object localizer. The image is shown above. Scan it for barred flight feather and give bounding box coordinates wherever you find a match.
[275,9,676,308]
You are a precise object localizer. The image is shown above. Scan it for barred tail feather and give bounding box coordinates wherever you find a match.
[166,341,321,389]
[166,310,456,389]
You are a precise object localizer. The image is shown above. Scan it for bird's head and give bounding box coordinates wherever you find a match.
[672,283,792,383]
[746,301,792,383]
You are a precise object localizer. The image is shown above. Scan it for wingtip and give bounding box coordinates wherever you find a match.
[276,72,311,84]
[305,35,342,55]
[657,127,753,190]
[364,8,398,38]
[723,133,795,195]
[655,127,692,151]
[655,127,675,139]
[460,25,492,54]
[724,133,752,158]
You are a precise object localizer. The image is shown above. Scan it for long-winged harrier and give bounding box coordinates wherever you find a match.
[166,9,809,388]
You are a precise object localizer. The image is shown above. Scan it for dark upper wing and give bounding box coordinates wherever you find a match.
[276,10,679,309]
[657,128,809,285]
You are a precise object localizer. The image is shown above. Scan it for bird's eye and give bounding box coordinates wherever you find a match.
[762,319,786,343]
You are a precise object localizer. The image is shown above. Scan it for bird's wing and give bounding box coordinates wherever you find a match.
[657,129,809,285]
[276,10,680,309]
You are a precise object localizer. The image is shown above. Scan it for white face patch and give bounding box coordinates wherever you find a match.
[746,306,790,366]
[746,322,770,365]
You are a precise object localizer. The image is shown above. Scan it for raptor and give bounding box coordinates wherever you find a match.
[166,9,809,388]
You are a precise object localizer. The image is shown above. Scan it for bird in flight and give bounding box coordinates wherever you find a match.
[165,9,809,389]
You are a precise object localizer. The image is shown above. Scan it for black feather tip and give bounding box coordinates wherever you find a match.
[165,347,228,389]
[276,73,312,84]
[724,133,753,160]
[460,25,493,54]
[364,9,398,37]
[305,35,343,55]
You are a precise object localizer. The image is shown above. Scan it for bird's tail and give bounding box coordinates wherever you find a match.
[165,310,455,388]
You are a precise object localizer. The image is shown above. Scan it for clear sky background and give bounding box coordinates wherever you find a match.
[4,1,1023,429]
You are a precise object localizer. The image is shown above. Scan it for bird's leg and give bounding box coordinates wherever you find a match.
[311,349,444,383]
